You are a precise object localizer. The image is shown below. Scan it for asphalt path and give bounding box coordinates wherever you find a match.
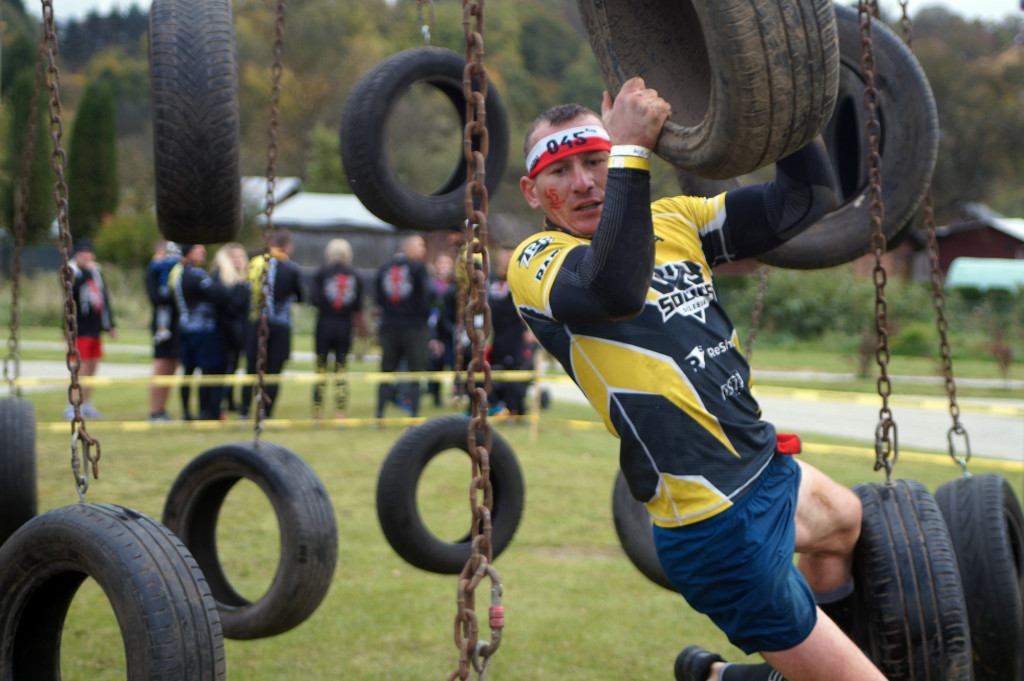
[12,342,1024,464]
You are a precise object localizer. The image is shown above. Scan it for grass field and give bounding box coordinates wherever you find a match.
[7,328,1024,680]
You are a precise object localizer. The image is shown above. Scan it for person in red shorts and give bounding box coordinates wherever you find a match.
[64,238,117,419]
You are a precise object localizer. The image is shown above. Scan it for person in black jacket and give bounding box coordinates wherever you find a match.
[374,234,432,419]
[64,238,117,419]
[310,238,365,420]
[145,238,181,421]
[241,230,305,419]
[170,244,239,421]
[210,242,250,414]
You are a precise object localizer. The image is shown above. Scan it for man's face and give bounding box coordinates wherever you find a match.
[519,114,609,238]
[74,251,95,269]
[187,244,206,267]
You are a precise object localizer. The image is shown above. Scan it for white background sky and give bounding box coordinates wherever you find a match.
[26,0,1024,24]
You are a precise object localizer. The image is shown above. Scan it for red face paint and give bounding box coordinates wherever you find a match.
[544,188,565,210]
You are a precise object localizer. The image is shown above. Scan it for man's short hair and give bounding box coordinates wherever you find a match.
[522,103,601,157]
[270,229,293,248]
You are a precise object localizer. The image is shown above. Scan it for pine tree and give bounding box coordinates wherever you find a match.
[1,68,57,244]
[67,79,119,239]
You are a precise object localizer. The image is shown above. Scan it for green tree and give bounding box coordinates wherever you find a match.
[67,79,119,239]
[1,68,56,243]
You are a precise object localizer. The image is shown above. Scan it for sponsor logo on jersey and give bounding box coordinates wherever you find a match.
[720,371,746,400]
[517,236,554,269]
[650,260,716,323]
[685,338,735,371]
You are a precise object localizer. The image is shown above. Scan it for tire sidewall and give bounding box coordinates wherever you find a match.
[376,415,524,574]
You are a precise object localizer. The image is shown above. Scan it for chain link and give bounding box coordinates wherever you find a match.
[743,265,770,362]
[252,0,288,440]
[448,1,503,678]
[895,0,971,474]
[41,0,101,493]
[858,0,898,479]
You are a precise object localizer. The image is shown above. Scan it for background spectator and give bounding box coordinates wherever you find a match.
[374,234,432,420]
[241,230,305,419]
[64,238,117,419]
[145,238,180,421]
[211,242,250,415]
[309,238,365,420]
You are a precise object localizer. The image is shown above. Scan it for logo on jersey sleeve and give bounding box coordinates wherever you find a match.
[650,260,716,323]
[517,236,554,269]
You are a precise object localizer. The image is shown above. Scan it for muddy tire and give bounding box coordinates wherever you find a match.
[759,3,938,269]
[936,474,1024,681]
[341,47,509,231]
[162,441,338,640]
[578,0,839,179]
[376,415,524,573]
[0,397,36,546]
[149,0,241,244]
[853,479,973,681]
[0,503,225,679]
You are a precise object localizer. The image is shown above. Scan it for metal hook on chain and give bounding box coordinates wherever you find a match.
[416,0,434,45]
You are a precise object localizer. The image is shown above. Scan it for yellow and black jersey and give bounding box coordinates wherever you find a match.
[509,193,777,528]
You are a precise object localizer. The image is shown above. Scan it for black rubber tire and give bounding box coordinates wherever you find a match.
[376,415,524,574]
[935,474,1024,681]
[149,0,241,244]
[759,3,938,269]
[578,0,839,179]
[340,47,509,231]
[611,469,675,592]
[672,167,739,199]
[852,479,973,681]
[162,441,338,640]
[0,502,225,680]
[0,396,36,546]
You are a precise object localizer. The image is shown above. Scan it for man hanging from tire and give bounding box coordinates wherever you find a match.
[507,77,885,681]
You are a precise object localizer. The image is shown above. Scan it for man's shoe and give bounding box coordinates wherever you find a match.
[674,645,724,681]
[62,404,75,420]
[148,410,173,422]
[80,402,104,418]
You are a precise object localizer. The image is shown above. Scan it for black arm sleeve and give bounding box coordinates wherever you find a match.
[721,138,838,261]
[548,168,656,324]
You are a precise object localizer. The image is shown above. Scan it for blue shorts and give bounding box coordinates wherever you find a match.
[652,454,816,654]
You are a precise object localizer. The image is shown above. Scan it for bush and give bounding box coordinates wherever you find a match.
[94,212,161,270]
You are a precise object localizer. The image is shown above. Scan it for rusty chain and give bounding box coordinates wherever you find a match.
[416,0,434,45]
[896,0,971,474]
[743,265,770,362]
[3,37,47,397]
[252,0,288,440]
[448,1,503,679]
[858,0,898,479]
[41,0,101,497]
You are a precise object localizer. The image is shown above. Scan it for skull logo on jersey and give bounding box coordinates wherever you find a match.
[650,260,716,324]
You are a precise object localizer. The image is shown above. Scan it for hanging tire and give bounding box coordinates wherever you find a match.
[0,396,36,546]
[162,441,338,640]
[935,473,1024,681]
[852,479,973,681]
[578,0,839,179]
[340,46,509,231]
[611,469,675,592]
[376,415,524,574]
[0,503,225,680]
[149,0,241,244]
[759,3,938,269]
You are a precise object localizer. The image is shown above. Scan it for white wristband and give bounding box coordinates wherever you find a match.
[609,144,652,159]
